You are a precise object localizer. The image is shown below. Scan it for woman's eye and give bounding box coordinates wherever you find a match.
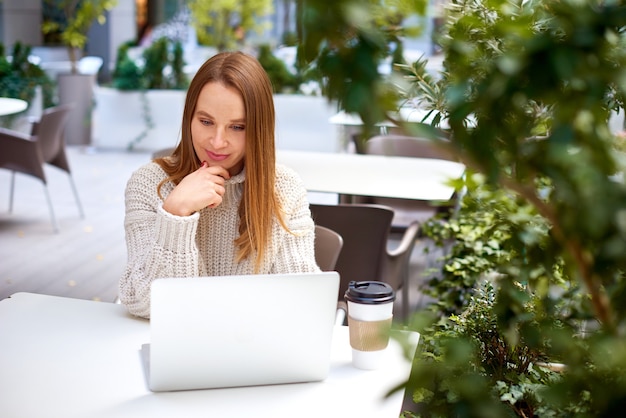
[200,119,213,126]
[232,124,245,131]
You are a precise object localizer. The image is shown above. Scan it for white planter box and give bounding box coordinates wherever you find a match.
[92,87,341,152]
[92,86,186,151]
[274,94,341,152]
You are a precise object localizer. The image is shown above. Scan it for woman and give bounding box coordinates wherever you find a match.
[119,51,320,318]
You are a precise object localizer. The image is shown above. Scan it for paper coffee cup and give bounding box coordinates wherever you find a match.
[344,281,395,370]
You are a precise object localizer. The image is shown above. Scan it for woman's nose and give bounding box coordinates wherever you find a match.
[211,127,228,148]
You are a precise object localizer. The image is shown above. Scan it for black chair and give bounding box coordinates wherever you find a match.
[309,203,420,322]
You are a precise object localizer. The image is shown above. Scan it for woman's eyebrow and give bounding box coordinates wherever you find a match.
[194,110,245,123]
[195,110,211,117]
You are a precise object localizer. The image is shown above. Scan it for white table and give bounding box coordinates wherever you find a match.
[0,293,419,418]
[277,149,465,202]
[0,97,28,116]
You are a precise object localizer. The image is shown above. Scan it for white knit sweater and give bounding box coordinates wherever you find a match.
[119,161,320,318]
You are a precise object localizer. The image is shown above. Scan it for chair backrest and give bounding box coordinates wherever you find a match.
[365,134,456,161]
[309,204,394,302]
[314,225,343,272]
[33,104,74,172]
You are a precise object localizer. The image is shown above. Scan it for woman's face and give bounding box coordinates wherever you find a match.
[191,81,246,176]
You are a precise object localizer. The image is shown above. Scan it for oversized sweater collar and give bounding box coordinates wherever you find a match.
[226,167,246,186]
[221,168,245,207]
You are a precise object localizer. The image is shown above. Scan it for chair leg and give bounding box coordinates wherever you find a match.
[42,184,59,233]
[9,171,18,213]
[67,174,85,219]
[401,277,409,321]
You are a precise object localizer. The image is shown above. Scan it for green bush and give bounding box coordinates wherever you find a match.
[414,173,589,416]
[111,42,142,91]
[257,44,299,93]
[0,42,55,108]
[421,174,562,317]
[300,0,626,415]
[112,38,189,91]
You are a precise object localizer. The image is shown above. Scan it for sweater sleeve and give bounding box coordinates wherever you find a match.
[119,163,201,318]
[269,165,322,274]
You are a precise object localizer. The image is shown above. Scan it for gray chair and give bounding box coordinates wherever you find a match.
[314,225,343,272]
[0,103,83,232]
[360,134,461,232]
[309,203,420,322]
[313,224,345,324]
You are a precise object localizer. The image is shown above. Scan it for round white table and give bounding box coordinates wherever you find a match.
[0,97,28,116]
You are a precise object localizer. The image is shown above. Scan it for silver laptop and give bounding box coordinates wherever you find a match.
[143,271,340,392]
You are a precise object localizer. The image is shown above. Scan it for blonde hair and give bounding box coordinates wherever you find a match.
[155,51,285,272]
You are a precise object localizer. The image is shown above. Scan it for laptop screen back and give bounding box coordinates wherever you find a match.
[146,272,340,391]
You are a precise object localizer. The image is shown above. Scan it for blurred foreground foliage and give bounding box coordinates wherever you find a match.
[300,0,626,415]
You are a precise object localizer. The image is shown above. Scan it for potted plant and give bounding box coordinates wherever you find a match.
[92,37,189,151]
[41,0,118,145]
[0,42,55,131]
[300,0,626,415]
[42,0,117,74]
[94,23,339,153]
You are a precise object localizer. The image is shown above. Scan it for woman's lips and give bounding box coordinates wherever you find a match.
[207,150,228,162]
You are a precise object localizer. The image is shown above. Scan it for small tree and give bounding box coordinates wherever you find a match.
[42,0,118,74]
[188,0,274,52]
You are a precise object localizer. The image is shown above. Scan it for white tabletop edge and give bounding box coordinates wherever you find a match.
[0,292,420,418]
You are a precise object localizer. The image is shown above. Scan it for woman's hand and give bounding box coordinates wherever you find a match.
[162,162,231,216]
